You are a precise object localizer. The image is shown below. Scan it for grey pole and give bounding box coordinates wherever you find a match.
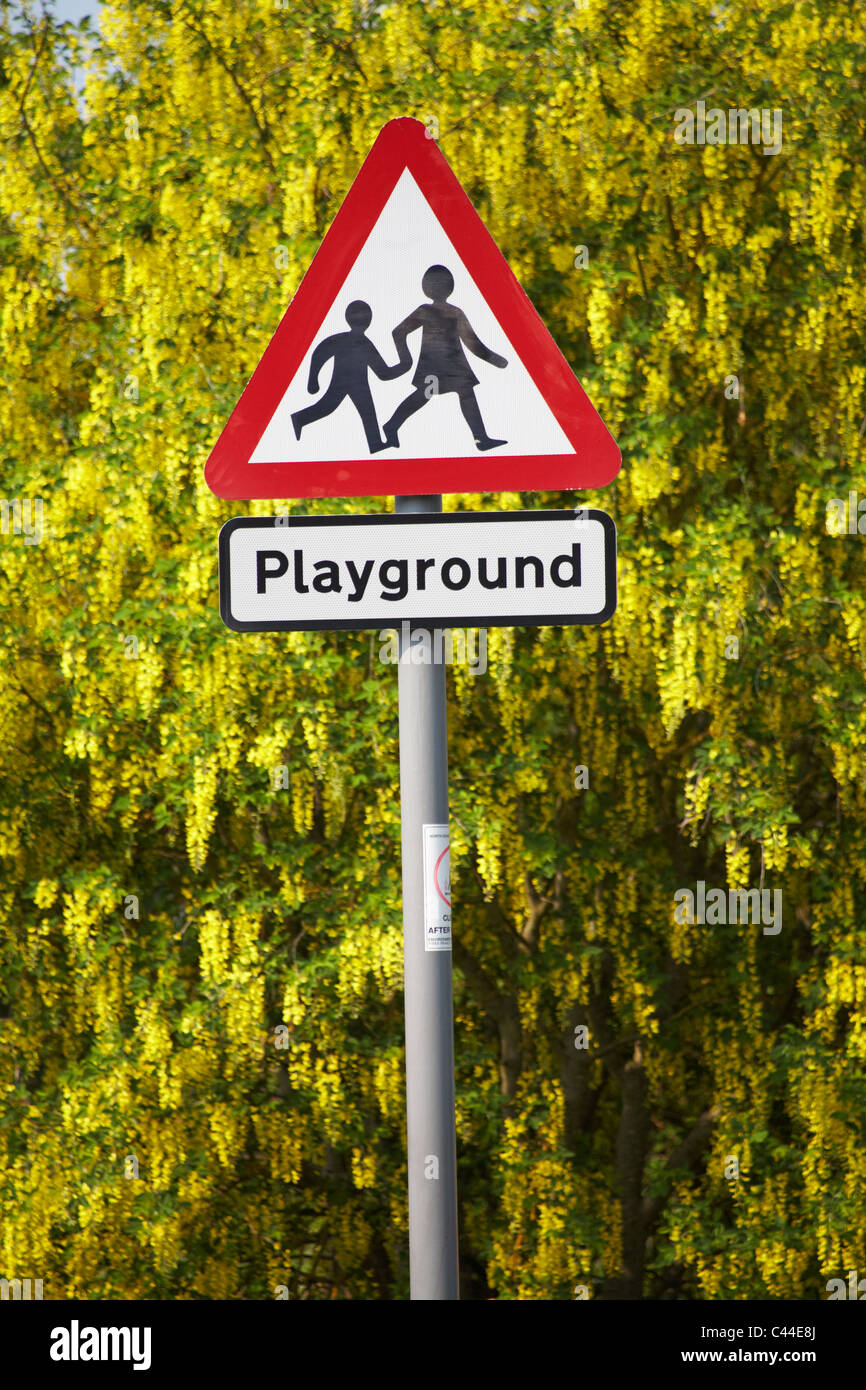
[395,492,459,1300]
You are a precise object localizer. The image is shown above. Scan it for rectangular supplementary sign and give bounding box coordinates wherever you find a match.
[423,824,451,952]
[218,509,616,632]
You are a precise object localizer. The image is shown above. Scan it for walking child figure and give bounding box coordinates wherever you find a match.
[291,300,406,453]
[382,265,508,451]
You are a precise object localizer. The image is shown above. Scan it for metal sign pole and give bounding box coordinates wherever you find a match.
[395,492,460,1300]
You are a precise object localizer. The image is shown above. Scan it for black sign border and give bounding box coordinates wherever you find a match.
[218,509,617,632]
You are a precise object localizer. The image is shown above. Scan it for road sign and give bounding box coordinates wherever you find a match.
[219,510,616,632]
[205,115,622,1302]
[204,117,621,500]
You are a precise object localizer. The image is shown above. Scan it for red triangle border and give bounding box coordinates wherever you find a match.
[204,117,621,500]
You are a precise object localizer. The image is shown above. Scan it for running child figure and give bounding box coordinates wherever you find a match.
[382,265,508,451]
[291,300,405,454]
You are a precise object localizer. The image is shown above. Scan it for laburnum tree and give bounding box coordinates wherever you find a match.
[0,0,864,1299]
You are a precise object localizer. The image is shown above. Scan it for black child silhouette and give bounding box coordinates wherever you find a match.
[382,265,508,451]
[291,300,405,453]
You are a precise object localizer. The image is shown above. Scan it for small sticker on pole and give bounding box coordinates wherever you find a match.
[423,824,451,952]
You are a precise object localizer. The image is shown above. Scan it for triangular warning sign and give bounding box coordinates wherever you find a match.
[204,118,621,500]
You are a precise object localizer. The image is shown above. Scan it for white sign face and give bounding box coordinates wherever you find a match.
[251,171,573,466]
[423,824,451,953]
[219,510,616,632]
